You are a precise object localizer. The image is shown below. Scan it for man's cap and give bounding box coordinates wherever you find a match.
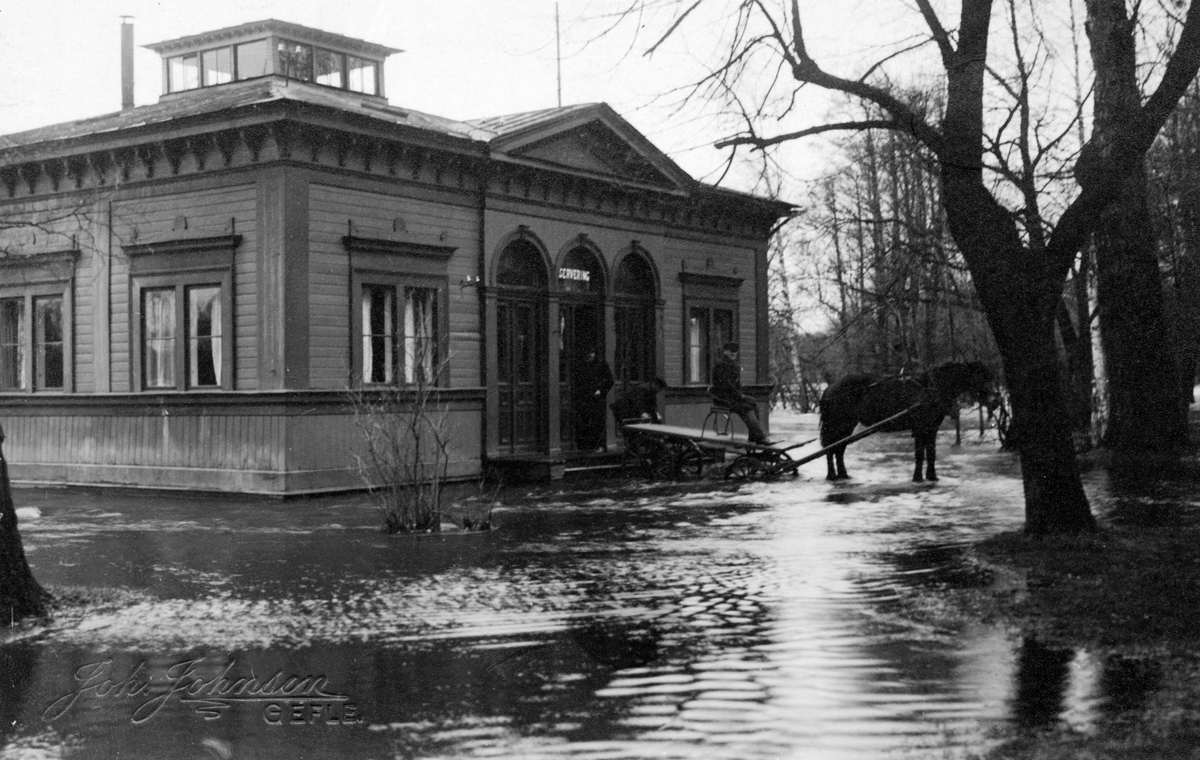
[723,342,740,353]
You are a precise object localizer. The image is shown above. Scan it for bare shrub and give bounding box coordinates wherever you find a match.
[351,350,451,534]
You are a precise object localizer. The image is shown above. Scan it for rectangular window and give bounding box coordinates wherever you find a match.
[279,42,313,81]
[347,56,377,94]
[187,286,222,388]
[686,305,734,384]
[358,283,443,386]
[168,54,200,93]
[143,288,176,389]
[34,296,63,390]
[236,40,269,79]
[362,284,394,384]
[314,48,344,88]
[403,287,437,384]
[202,47,234,86]
[0,298,24,391]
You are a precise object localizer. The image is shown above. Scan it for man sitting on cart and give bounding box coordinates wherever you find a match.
[711,342,769,445]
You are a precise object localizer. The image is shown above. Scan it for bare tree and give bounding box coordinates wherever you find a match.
[351,347,455,534]
[611,0,1200,533]
[1087,0,1191,451]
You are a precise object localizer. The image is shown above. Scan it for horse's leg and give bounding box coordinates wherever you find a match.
[926,434,938,481]
[825,451,838,481]
[836,446,848,479]
[912,435,925,483]
[914,429,938,481]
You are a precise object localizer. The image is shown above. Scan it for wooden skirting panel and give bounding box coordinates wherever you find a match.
[2,390,485,495]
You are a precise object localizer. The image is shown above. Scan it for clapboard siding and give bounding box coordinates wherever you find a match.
[112,184,259,390]
[4,391,485,493]
[661,236,761,385]
[307,182,481,390]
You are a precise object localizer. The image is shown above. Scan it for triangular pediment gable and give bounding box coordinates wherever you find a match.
[481,104,693,192]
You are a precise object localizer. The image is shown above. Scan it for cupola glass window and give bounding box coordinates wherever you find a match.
[165,38,378,95]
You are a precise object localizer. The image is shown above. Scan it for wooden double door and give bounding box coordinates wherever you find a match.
[497,298,545,453]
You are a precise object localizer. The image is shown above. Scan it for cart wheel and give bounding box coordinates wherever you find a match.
[623,435,660,477]
[647,441,677,479]
[725,455,765,480]
[674,442,705,479]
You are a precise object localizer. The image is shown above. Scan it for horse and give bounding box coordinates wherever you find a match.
[819,361,993,482]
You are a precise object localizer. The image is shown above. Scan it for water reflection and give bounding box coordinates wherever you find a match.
[1012,638,1075,729]
[1,413,1194,758]
[0,642,37,748]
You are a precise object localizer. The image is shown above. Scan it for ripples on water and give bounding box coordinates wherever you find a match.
[0,412,1179,759]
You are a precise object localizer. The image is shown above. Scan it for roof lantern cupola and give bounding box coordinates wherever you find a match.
[144,19,401,101]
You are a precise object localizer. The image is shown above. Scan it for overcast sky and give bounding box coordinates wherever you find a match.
[0,0,901,195]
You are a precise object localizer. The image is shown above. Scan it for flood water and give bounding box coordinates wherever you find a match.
[0,412,1183,759]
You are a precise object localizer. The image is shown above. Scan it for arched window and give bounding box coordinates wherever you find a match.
[558,246,604,294]
[496,239,548,289]
[613,252,657,382]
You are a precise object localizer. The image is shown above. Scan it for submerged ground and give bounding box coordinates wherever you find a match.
[1,410,1199,759]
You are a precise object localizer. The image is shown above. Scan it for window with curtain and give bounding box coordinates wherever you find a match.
[143,287,176,389]
[188,286,221,388]
[403,286,437,384]
[358,282,441,386]
[362,284,395,384]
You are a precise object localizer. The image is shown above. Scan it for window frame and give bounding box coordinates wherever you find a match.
[131,271,233,392]
[352,273,447,388]
[127,235,239,393]
[343,234,456,390]
[0,254,75,395]
[679,272,743,386]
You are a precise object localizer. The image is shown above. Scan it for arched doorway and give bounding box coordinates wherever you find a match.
[613,251,658,382]
[495,239,549,453]
[557,245,607,451]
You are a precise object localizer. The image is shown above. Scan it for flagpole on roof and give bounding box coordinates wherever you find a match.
[556,3,562,108]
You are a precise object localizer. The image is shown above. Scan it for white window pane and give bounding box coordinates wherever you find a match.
[169,54,199,92]
[202,47,233,86]
[348,56,377,94]
[236,40,269,79]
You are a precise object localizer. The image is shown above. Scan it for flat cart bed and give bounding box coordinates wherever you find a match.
[621,403,921,481]
[620,423,817,480]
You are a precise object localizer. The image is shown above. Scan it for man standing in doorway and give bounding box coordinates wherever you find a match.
[575,349,614,451]
[711,342,769,444]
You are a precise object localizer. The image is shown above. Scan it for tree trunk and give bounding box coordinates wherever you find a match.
[938,0,1096,534]
[1093,169,1188,450]
[0,424,49,624]
[1087,0,1189,451]
[943,180,1098,534]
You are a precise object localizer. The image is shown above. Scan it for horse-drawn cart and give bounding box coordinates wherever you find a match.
[621,404,921,482]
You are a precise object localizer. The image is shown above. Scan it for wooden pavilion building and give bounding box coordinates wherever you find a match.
[0,19,790,494]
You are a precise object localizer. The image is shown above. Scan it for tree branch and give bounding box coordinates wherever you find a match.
[786,0,944,156]
[914,0,957,67]
[716,120,904,150]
